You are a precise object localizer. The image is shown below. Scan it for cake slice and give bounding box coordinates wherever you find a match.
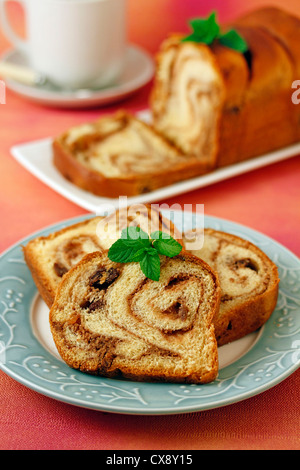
[49,250,220,384]
[53,110,212,198]
[23,205,181,307]
[183,228,279,345]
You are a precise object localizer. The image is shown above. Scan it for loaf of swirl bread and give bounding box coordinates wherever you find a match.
[23,205,181,307]
[53,110,212,198]
[151,7,300,168]
[49,250,220,383]
[183,228,279,345]
[52,8,299,197]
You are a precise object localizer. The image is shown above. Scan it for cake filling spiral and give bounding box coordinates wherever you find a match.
[183,227,279,346]
[184,229,270,302]
[151,39,225,164]
[54,235,102,276]
[66,112,187,178]
[49,251,220,383]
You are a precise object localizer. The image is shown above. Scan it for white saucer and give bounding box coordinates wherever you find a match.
[1,45,154,108]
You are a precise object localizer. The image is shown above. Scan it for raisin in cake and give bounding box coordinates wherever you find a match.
[23,205,181,307]
[49,250,220,383]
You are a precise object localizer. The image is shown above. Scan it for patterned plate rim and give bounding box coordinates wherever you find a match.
[0,211,299,415]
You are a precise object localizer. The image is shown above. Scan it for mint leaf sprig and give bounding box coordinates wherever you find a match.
[108,226,182,281]
[181,11,248,53]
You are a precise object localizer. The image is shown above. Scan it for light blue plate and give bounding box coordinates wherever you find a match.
[0,212,299,415]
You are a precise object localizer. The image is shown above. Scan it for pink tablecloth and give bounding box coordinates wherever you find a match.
[0,0,299,450]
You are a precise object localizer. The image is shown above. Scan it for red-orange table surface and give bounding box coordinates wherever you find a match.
[0,0,299,450]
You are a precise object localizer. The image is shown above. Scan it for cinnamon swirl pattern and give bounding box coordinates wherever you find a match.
[49,251,220,384]
[184,229,279,346]
[23,207,182,307]
[53,111,206,198]
[151,38,225,168]
[65,112,185,177]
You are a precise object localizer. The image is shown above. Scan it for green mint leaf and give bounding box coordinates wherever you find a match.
[219,29,248,53]
[153,239,182,257]
[150,230,171,240]
[114,226,151,254]
[180,11,248,54]
[108,239,144,263]
[120,226,150,243]
[129,247,148,262]
[139,249,161,281]
[151,231,182,258]
[181,11,219,44]
[108,224,150,262]
[181,32,203,43]
[108,227,183,282]
[190,12,220,43]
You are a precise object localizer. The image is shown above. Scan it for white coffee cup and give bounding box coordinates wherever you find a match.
[0,0,128,89]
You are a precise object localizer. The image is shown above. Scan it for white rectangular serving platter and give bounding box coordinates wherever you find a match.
[11,109,300,214]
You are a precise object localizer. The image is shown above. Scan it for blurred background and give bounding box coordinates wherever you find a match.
[1,0,300,56]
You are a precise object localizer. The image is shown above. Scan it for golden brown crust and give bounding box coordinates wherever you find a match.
[235,6,300,143]
[53,138,144,198]
[214,278,278,346]
[23,245,55,308]
[53,137,213,197]
[237,7,300,76]
[183,228,279,346]
[22,217,104,307]
[217,23,297,167]
[208,231,279,345]
[49,250,220,384]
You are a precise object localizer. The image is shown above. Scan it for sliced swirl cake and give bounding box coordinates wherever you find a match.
[23,205,181,307]
[53,110,214,198]
[49,250,220,383]
[183,228,279,346]
[151,37,225,168]
[151,7,300,168]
